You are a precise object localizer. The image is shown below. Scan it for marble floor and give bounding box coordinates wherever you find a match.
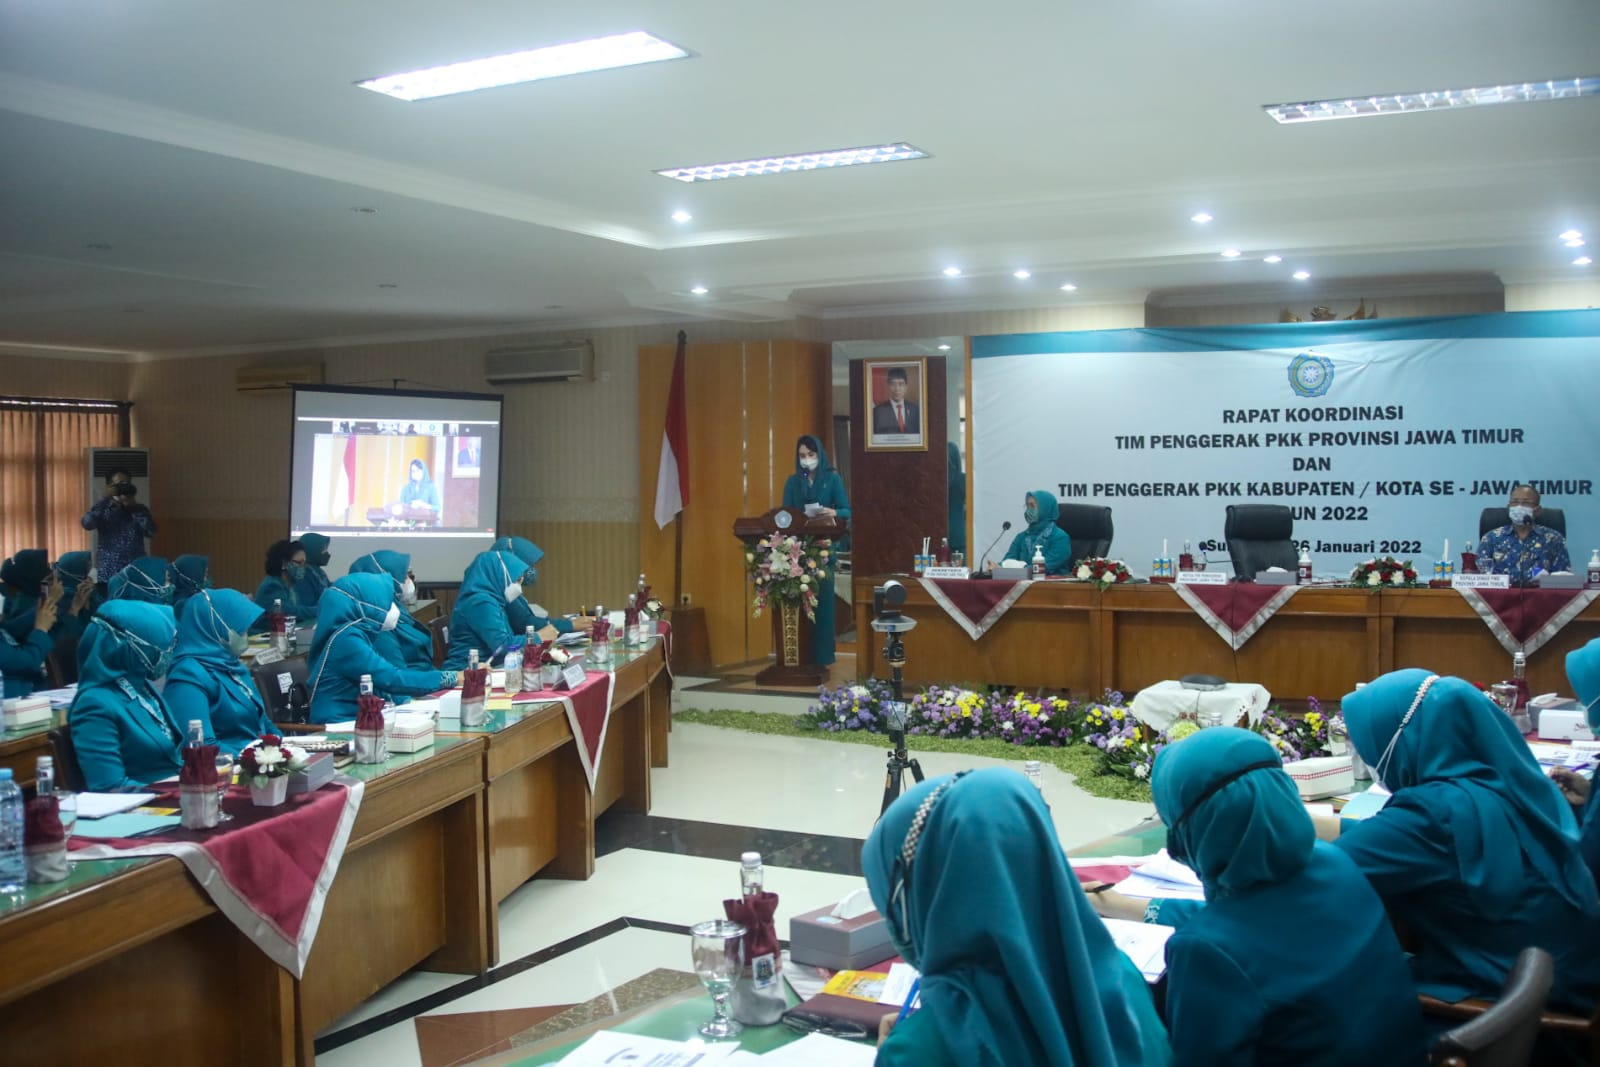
[315,674,1150,1066]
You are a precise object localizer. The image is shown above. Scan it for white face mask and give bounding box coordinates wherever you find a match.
[504,581,523,604]
[382,602,401,631]
[1509,504,1535,525]
[799,456,818,471]
[227,629,250,656]
[401,577,416,604]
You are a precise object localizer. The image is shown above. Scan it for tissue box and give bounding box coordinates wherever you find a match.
[789,903,895,970]
[1254,570,1297,586]
[287,752,336,795]
[1282,755,1354,799]
[389,715,435,753]
[2,697,52,731]
[994,562,1030,581]
[1538,573,1587,589]
[1538,706,1593,741]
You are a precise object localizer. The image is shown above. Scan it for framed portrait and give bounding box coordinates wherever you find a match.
[863,358,927,452]
[452,435,482,478]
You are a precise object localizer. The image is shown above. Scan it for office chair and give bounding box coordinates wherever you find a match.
[47,725,87,792]
[1479,507,1566,539]
[1055,503,1114,568]
[1224,504,1298,580]
[1428,947,1553,1067]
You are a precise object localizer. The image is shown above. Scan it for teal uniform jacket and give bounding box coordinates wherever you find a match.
[253,575,318,629]
[69,601,183,791]
[306,573,448,724]
[49,550,101,647]
[1340,670,1600,1014]
[0,628,53,698]
[1004,489,1073,575]
[294,532,333,608]
[493,536,574,636]
[444,551,532,670]
[780,435,849,667]
[1565,638,1600,890]
[166,590,274,757]
[348,550,435,670]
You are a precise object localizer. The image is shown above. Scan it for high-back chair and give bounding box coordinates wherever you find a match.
[1224,504,1298,579]
[1428,947,1554,1067]
[1054,503,1114,569]
[1479,507,1566,539]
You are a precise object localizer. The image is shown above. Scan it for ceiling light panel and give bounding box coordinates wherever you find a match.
[357,31,690,102]
[655,143,929,183]
[1264,76,1599,124]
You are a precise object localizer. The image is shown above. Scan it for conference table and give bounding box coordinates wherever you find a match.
[852,578,1600,701]
[0,638,670,1067]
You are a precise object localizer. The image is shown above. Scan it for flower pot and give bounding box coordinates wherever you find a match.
[250,776,289,807]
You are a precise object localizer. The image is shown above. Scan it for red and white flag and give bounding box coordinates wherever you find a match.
[653,332,690,528]
[335,434,356,519]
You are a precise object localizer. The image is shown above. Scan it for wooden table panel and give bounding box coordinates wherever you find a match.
[1383,589,1600,692]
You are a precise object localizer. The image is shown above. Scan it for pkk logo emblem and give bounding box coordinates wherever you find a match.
[1288,352,1334,398]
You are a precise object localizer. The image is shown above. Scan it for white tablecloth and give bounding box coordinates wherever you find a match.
[1130,679,1271,733]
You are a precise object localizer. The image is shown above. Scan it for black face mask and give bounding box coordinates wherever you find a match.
[313,552,331,567]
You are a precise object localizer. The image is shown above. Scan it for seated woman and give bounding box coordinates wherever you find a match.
[1,548,52,642]
[108,555,174,604]
[306,573,455,724]
[349,550,435,670]
[51,550,102,641]
[168,554,211,607]
[1555,637,1600,887]
[492,535,577,636]
[253,539,318,627]
[444,550,544,670]
[1333,669,1600,1015]
[1000,489,1072,576]
[1090,727,1426,1066]
[294,532,333,608]
[395,459,440,518]
[780,435,850,667]
[0,592,57,698]
[69,600,183,791]
[865,769,1170,1067]
[165,590,274,756]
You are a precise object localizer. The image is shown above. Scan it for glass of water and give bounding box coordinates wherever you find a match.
[56,791,78,869]
[689,919,746,1039]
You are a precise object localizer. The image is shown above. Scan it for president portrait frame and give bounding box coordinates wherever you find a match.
[863,357,928,452]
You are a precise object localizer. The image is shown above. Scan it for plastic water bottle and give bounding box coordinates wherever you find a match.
[0,768,25,897]
[1588,549,1600,589]
[1022,760,1044,791]
[35,755,54,798]
[186,719,204,750]
[503,643,523,693]
[740,851,764,896]
[359,673,374,697]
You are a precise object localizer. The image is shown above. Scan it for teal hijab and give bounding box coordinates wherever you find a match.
[793,433,834,478]
[169,555,211,603]
[53,551,93,592]
[2,549,49,595]
[1567,637,1600,730]
[1014,489,1062,558]
[109,556,173,604]
[460,550,530,607]
[349,549,410,590]
[493,536,544,583]
[1344,668,1592,911]
[77,600,176,687]
[1153,727,1314,897]
[299,532,332,568]
[174,588,262,673]
[864,769,1163,1067]
[308,573,392,658]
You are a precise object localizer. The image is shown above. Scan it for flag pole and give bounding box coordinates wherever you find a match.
[672,330,687,607]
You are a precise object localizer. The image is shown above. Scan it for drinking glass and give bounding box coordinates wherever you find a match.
[214,753,235,823]
[689,919,746,1039]
[56,791,78,869]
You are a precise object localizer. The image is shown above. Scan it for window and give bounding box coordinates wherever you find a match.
[0,397,129,558]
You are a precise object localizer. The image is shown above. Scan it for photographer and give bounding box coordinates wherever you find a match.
[81,469,158,581]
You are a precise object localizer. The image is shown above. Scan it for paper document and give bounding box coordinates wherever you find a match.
[557,631,590,647]
[782,953,833,1001]
[29,686,76,708]
[1101,917,1174,981]
[72,812,181,838]
[76,792,157,819]
[757,1033,877,1065]
[1112,849,1205,901]
[877,962,921,1006]
[1338,788,1391,820]
[554,1030,742,1065]
[1302,802,1335,818]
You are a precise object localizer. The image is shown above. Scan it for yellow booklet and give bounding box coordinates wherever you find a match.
[820,970,890,1003]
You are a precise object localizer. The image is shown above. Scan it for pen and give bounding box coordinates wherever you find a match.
[1083,881,1114,895]
[893,978,920,1026]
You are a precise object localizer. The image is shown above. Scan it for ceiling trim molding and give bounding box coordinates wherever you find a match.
[0,340,143,363]
[815,290,1152,320]
[1145,272,1506,309]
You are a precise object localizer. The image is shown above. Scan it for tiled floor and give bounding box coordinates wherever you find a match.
[315,675,1149,1065]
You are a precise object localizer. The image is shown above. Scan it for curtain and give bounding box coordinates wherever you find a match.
[0,405,123,559]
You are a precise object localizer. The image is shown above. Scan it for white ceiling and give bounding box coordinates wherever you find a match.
[1,0,1596,357]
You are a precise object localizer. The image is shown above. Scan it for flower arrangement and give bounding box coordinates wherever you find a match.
[744,533,831,620]
[989,692,1074,747]
[1252,697,1346,761]
[801,680,896,733]
[906,685,991,740]
[1086,716,1168,780]
[238,733,309,785]
[1072,558,1134,589]
[1348,556,1420,589]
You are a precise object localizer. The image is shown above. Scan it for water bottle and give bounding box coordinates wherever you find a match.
[740,851,764,897]
[186,719,204,750]
[1030,545,1046,577]
[1023,760,1044,791]
[468,648,480,671]
[1588,550,1600,589]
[269,598,287,652]
[35,755,54,798]
[0,769,25,897]
[283,616,298,654]
[503,643,523,693]
[359,673,374,697]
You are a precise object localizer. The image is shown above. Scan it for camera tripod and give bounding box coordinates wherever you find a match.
[879,628,925,817]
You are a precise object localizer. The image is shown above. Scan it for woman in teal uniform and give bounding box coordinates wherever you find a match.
[1001,489,1072,575]
[165,589,274,756]
[864,769,1170,1067]
[1092,727,1426,1066]
[492,535,575,638]
[108,555,174,604]
[294,532,333,607]
[349,550,436,670]
[398,459,441,515]
[69,600,183,791]
[253,539,317,626]
[305,573,455,724]
[1555,638,1600,887]
[2,549,52,642]
[780,435,849,667]
[168,554,211,607]
[444,550,534,670]
[1335,669,1600,1016]
[50,549,100,643]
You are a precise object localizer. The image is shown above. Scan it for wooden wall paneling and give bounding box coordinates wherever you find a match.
[848,358,947,577]
[743,343,777,664]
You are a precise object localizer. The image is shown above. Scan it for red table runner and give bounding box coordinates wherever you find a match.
[1174,582,1301,650]
[1456,586,1600,656]
[514,669,617,792]
[67,778,364,977]
[919,576,1033,640]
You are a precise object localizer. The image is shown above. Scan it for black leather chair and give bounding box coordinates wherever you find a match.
[1479,506,1566,538]
[1224,504,1298,579]
[1055,503,1114,568]
[249,655,311,723]
[46,634,79,688]
[428,616,450,668]
[1429,947,1553,1067]
[47,725,86,792]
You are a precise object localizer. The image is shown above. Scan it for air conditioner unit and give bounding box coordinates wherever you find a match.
[86,448,152,559]
[236,362,324,394]
[484,341,594,385]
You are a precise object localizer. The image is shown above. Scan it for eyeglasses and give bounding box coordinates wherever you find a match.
[780,1011,869,1041]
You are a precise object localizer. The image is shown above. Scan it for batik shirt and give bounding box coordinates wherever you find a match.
[1477,524,1570,586]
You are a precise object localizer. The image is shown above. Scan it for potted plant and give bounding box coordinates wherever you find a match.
[238,733,308,807]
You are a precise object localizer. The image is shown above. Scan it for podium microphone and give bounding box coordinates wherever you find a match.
[971,521,1012,579]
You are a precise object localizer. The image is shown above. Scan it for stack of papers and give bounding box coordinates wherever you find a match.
[557,631,590,647]
[77,792,157,818]
[555,1031,875,1066]
[1111,849,1205,901]
[1101,917,1174,981]
[30,686,76,709]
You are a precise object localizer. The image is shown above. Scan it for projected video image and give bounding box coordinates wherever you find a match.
[307,421,485,529]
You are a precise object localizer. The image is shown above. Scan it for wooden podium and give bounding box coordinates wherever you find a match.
[733,507,848,686]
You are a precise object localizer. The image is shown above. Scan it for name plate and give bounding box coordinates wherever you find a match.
[559,663,588,690]
[923,566,971,580]
[1177,571,1228,586]
[1452,573,1511,589]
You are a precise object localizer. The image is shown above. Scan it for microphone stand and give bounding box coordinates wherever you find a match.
[970,522,1013,580]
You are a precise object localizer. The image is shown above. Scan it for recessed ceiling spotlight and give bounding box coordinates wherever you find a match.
[1059,282,1078,292]
[1293,270,1311,280]
[1263,254,1283,264]
[1012,269,1032,280]
[1190,212,1214,224]
[1221,249,1241,259]
[1575,256,1594,267]
[941,266,962,278]
[1564,238,1586,248]
[1559,230,1583,242]
[351,206,378,214]
[357,31,690,101]
[937,344,952,351]
[689,285,709,295]
[670,210,692,223]
[1264,76,1599,124]
[657,142,929,183]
